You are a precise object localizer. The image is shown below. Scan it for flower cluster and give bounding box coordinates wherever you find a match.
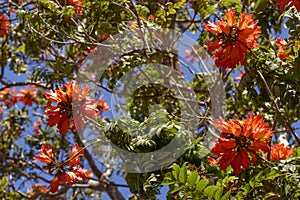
[28,184,47,196]
[16,86,38,106]
[44,81,109,134]
[210,113,294,175]
[211,113,273,175]
[0,86,37,108]
[270,144,294,161]
[35,143,92,193]
[33,118,42,134]
[184,44,198,64]
[0,88,18,107]
[276,38,289,61]
[204,9,261,69]
[0,14,10,37]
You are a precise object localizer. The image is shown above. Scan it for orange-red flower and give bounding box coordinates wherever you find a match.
[270,144,294,161]
[184,44,198,64]
[72,167,93,179]
[84,45,97,55]
[99,33,110,41]
[274,0,300,12]
[0,88,18,107]
[276,38,289,61]
[44,81,101,134]
[33,118,42,134]
[16,86,37,106]
[66,143,84,167]
[211,113,273,175]
[207,156,219,166]
[68,0,83,14]
[35,144,55,164]
[49,173,64,193]
[0,14,10,37]
[97,99,109,113]
[28,184,47,196]
[204,9,261,69]
[35,143,92,193]
[51,0,83,15]
[49,167,92,192]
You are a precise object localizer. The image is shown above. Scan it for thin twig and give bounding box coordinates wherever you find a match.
[256,70,300,145]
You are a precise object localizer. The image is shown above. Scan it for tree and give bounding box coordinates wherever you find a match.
[0,0,299,199]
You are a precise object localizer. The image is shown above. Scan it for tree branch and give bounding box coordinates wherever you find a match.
[72,131,125,200]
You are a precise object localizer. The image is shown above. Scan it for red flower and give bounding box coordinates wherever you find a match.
[97,99,109,114]
[72,167,93,179]
[33,118,42,134]
[44,101,72,135]
[16,86,37,106]
[28,184,47,195]
[0,88,18,107]
[73,96,99,132]
[49,168,92,193]
[66,143,84,167]
[270,144,294,161]
[276,38,289,61]
[44,81,99,134]
[204,9,261,69]
[148,14,155,20]
[184,50,197,64]
[211,113,273,175]
[35,143,92,193]
[68,0,83,14]
[99,33,110,40]
[275,0,300,12]
[84,45,97,55]
[49,173,64,193]
[35,144,55,164]
[51,0,83,15]
[0,14,9,37]
[184,44,198,64]
[65,171,78,187]
[207,156,219,166]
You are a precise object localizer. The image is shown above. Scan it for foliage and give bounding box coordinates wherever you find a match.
[0,0,299,199]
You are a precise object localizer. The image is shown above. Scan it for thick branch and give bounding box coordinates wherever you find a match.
[72,131,125,200]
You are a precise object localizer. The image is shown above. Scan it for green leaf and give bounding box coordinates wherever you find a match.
[161,172,176,186]
[169,185,185,194]
[15,45,25,54]
[183,192,192,200]
[250,170,265,188]
[219,0,240,8]
[1,177,8,187]
[168,8,177,15]
[187,171,199,189]
[221,190,231,200]
[249,177,255,188]
[172,164,181,180]
[263,192,276,199]
[215,187,223,200]
[242,184,251,193]
[264,170,281,180]
[254,0,268,11]
[196,179,209,192]
[204,186,218,198]
[179,164,187,183]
